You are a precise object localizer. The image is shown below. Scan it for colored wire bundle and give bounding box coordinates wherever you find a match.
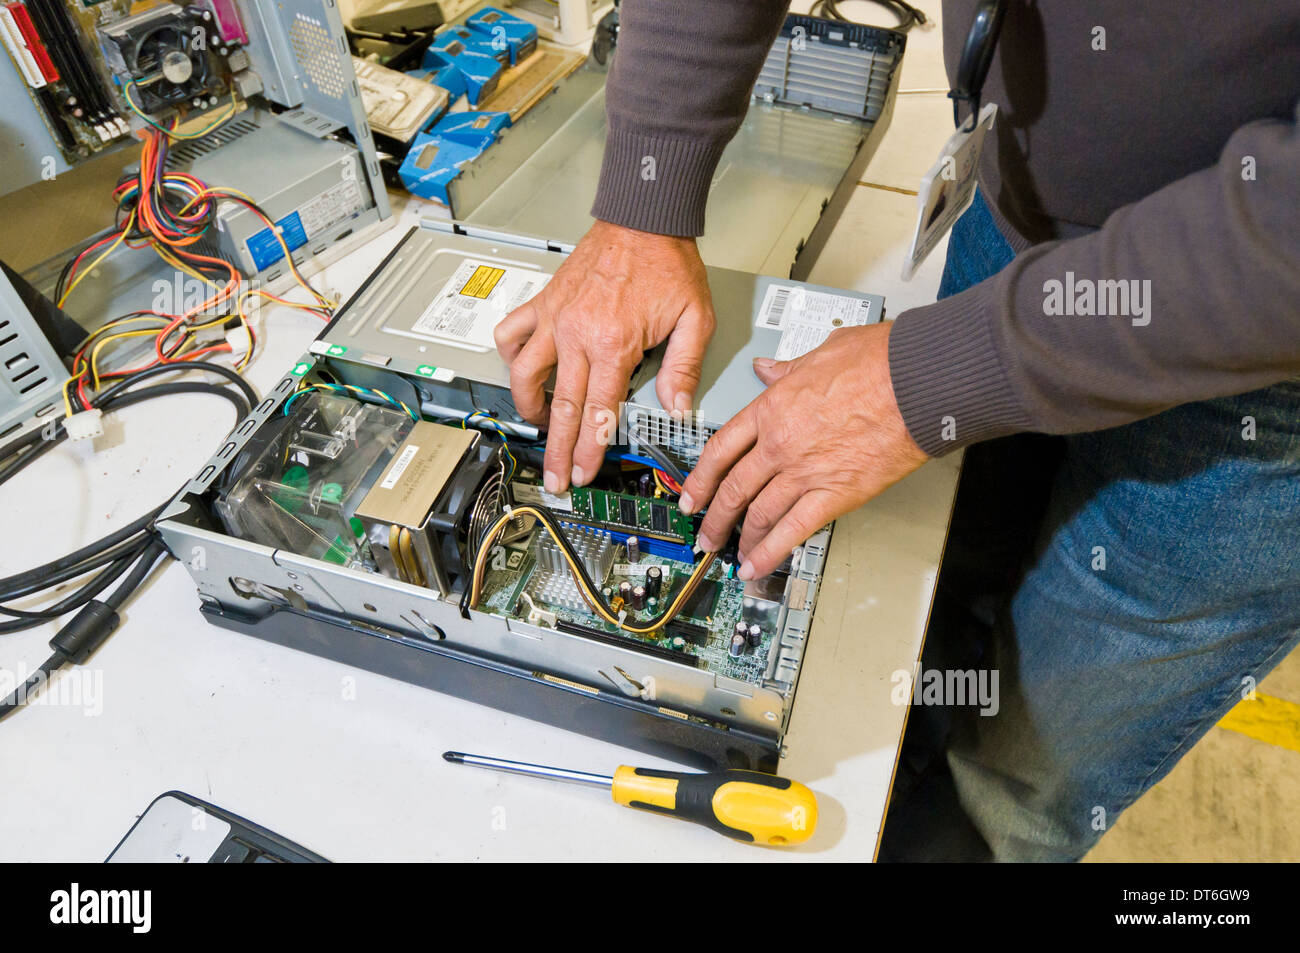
[464,504,717,635]
[626,425,688,485]
[122,80,239,139]
[463,410,517,481]
[282,381,419,421]
[57,115,336,415]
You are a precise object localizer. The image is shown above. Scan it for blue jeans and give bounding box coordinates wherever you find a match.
[882,190,1300,862]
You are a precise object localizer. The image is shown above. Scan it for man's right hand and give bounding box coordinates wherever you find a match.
[494,219,716,494]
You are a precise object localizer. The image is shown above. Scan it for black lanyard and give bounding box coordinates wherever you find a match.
[949,0,1008,130]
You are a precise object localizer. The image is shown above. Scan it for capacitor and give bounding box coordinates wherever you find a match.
[618,581,633,604]
[747,623,763,647]
[626,536,640,562]
[734,620,749,640]
[645,565,663,598]
[631,585,647,610]
[671,636,687,651]
[729,633,746,657]
[638,472,653,496]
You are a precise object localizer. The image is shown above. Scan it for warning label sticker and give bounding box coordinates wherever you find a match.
[412,258,550,350]
[459,264,505,299]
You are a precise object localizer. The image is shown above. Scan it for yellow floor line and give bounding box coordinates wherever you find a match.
[1217,692,1300,753]
[856,181,919,196]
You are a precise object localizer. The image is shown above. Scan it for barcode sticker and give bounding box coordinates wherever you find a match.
[381,445,419,489]
[757,284,795,329]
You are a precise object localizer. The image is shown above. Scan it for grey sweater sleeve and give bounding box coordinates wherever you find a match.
[889,101,1300,456]
[590,0,790,236]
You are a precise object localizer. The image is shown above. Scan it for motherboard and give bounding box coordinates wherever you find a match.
[3,0,255,163]
[476,471,789,687]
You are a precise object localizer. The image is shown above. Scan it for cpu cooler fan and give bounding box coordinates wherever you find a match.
[101,5,225,114]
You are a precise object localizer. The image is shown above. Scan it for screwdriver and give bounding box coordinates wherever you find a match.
[443,751,818,846]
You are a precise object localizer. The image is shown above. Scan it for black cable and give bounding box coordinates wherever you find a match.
[91,359,258,415]
[104,539,168,610]
[0,369,253,646]
[811,0,928,32]
[627,424,688,485]
[0,359,256,470]
[0,510,158,597]
[0,548,142,628]
[0,540,168,721]
[0,362,255,486]
[0,536,150,602]
[0,654,65,719]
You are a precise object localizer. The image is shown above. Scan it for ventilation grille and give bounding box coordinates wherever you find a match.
[164,118,260,167]
[625,403,715,467]
[0,319,51,400]
[291,12,347,100]
[753,15,904,122]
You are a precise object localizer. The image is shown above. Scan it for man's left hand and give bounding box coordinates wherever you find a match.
[678,323,928,579]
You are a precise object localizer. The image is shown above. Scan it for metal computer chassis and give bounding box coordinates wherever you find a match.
[158,221,880,771]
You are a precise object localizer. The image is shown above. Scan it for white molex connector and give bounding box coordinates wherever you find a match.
[63,408,104,441]
[225,326,253,362]
[520,592,556,628]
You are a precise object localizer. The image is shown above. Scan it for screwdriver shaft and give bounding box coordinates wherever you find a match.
[443,751,614,789]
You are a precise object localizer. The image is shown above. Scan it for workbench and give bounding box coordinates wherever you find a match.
[1,9,963,860]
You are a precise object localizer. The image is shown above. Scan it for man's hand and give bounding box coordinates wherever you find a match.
[679,323,928,580]
[494,220,716,494]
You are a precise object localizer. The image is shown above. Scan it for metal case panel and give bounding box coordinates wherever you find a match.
[158,219,872,765]
[0,269,66,438]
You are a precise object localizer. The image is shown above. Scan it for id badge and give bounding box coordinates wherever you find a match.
[901,102,998,280]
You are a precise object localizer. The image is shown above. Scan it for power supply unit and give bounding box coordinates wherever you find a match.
[157,218,885,772]
[169,110,373,279]
[0,0,391,438]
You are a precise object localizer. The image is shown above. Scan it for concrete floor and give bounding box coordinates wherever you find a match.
[1085,645,1300,862]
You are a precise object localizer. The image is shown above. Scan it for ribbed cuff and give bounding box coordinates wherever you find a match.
[888,286,1035,456]
[589,123,728,237]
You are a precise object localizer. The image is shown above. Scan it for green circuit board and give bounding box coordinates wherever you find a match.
[569,487,697,543]
[477,533,778,684]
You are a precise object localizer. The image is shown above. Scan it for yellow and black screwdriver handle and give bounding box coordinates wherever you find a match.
[611,766,818,846]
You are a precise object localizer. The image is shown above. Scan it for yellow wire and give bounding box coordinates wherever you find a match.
[86,310,232,391]
[88,327,166,391]
[62,312,173,416]
[58,207,138,308]
[123,81,239,139]
[151,242,221,289]
[194,186,337,310]
[469,505,716,634]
